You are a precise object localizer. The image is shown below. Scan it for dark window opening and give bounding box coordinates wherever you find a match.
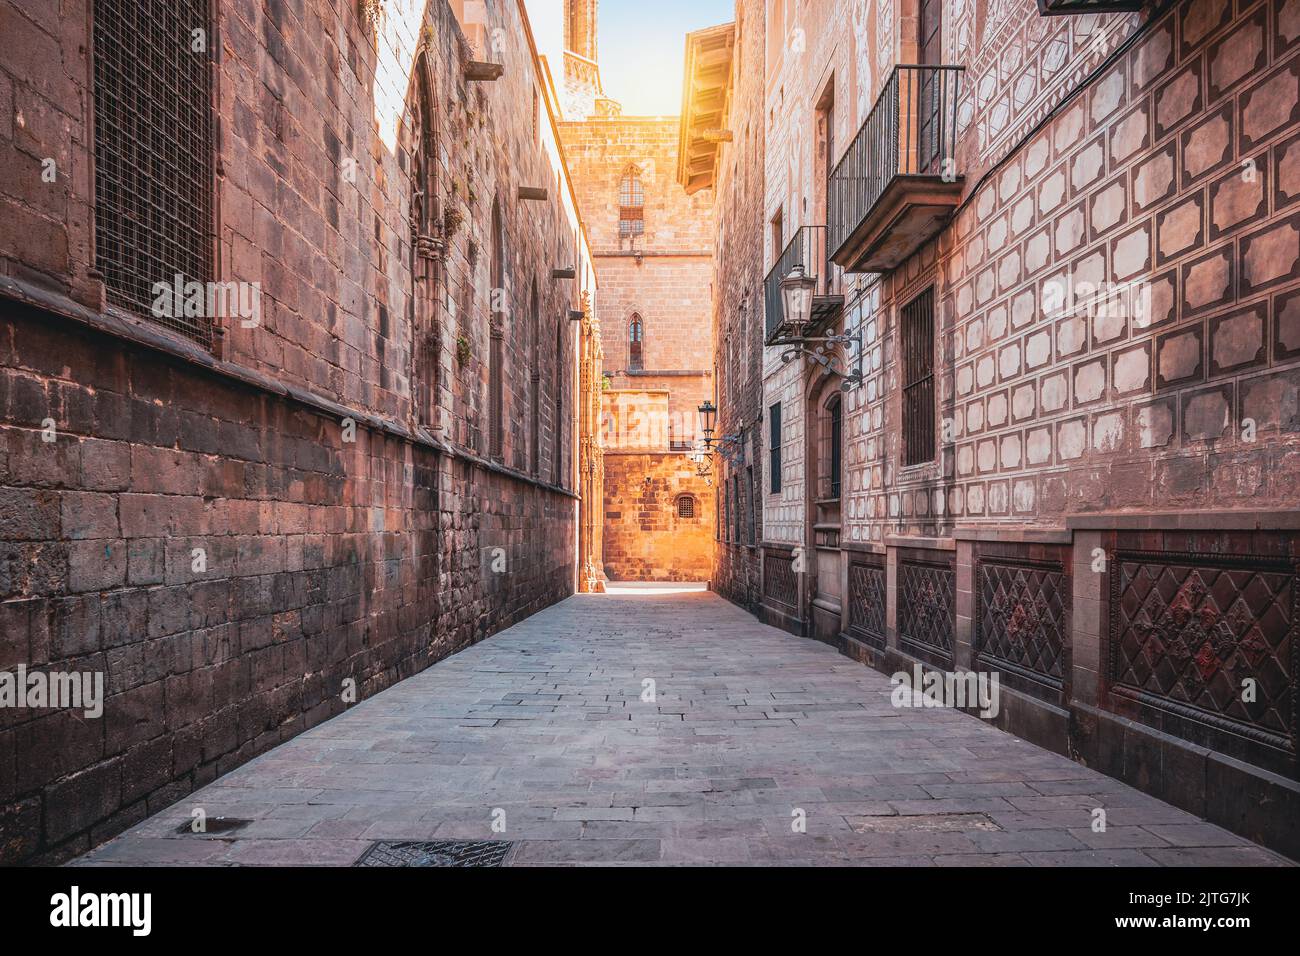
[769,402,782,494]
[902,287,936,467]
[826,395,842,499]
[676,495,695,519]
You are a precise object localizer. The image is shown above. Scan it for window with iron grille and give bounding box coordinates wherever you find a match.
[676,495,695,519]
[93,0,215,346]
[902,287,936,466]
[618,166,644,239]
[769,402,782,494]
[733,473,743,542]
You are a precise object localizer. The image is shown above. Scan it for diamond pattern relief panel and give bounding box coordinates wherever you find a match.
[1110,551,1296,749]
[764,552,798,613]
[899,560,956,659]
[848,558,887,649]
[976,558,1067,689]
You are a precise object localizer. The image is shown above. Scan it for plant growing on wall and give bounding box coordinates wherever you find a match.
[444,205,463,240]
[456,333,471,366]
[359,0,383,31]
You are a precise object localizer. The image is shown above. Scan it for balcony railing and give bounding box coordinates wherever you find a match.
[764,225,844,345]
[829,64,964,273]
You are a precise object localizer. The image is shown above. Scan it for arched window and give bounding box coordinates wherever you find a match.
[676,495,696,519]
[409,54,438,429]
[530,280,540,474]
[489,197,505,459]
[820,394,842,500]
[628,314,644,370]
[618,166,644,239]
[554,319,565,485]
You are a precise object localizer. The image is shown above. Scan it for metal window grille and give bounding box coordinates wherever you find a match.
[677,495,695,519]
[93,0,214,346]
[746,463,756,544]
[618,170,644,238]
[733,473,742,542]
[902,287,936,466]
[769,402,782,494]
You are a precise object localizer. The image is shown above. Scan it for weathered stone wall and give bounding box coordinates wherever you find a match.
[708,2,768,612]
[0,0,592,864]
[602,452,714,581]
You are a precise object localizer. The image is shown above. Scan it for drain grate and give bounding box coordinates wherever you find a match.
[175,817,251,835]
[847,813,1002,834]
[354,840,512,867]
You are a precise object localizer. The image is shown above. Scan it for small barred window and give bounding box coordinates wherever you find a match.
[676,495,695,519]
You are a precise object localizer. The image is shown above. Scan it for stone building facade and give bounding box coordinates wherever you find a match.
[0,0,598,863]
[682,15,767,610]
[698,0,1300,858]
[557,6,717,583]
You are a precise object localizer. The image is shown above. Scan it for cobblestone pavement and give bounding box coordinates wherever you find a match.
[77,589,1291,866]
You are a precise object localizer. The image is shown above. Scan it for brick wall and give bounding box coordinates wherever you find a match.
[0,0,593,863]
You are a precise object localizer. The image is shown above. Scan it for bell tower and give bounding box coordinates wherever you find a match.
[561,0,618,119]
[565,0,598,62]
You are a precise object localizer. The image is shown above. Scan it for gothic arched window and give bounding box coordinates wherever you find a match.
[489,197,505,459]
[628,314,644,370]
[409,54,439,429]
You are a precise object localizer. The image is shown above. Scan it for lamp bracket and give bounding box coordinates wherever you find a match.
[778,330,864,391]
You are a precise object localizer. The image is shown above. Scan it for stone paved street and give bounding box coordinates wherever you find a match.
[77,589,1290,867]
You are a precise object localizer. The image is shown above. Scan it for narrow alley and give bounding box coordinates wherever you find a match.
[77,590,1286,867]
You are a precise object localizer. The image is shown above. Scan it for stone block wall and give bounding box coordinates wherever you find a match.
[0,0,592,863]
[602,452,714,581]
[708,1,768,612]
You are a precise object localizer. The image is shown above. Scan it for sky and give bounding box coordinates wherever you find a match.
[597,0,736,116]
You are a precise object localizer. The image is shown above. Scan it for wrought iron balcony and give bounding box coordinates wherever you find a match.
[764,225,844,346]
[829,64,964,274]
[1036,0,1144,14]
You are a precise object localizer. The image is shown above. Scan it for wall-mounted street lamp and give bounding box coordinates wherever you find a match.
[777,265,863,392]
[697,400,744,468]
[689,440,712,484]
[780,264,815,331]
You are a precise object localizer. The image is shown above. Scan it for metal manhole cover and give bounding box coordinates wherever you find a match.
[354,840,512,867]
